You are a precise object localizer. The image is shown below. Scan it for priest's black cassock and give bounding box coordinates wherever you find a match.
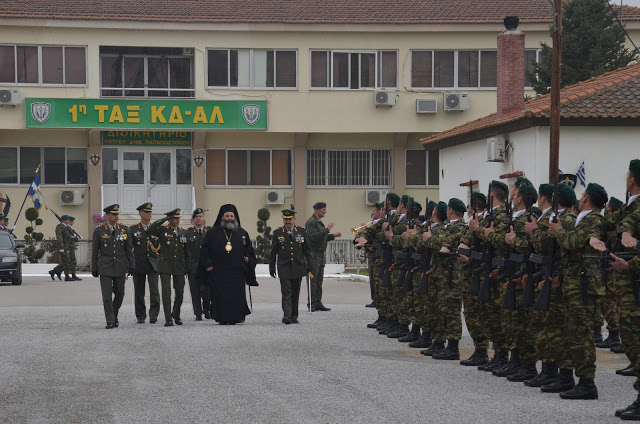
[200,204,256,324]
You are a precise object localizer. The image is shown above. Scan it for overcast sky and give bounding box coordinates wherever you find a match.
[618,0,640,7]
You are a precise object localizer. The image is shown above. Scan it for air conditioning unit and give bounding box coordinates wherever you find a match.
[266,190,285,205]
[59,189,83,206]
[487,136,507,162]
[365,190,388,205]
[374,90,396,107]
[416,99,437,114]
[0,88,22,106]
[443,92,470,111]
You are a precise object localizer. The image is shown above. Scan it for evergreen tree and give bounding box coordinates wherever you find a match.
[529,0,638,95]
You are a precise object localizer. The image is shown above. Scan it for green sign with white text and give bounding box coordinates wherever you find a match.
[102,131,192,146]
[26,98,266,130]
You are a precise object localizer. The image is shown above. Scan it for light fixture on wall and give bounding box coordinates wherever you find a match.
[194,155,204,168]
[90,154,101,166]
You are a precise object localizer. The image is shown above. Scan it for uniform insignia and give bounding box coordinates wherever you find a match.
[278,236,285,241]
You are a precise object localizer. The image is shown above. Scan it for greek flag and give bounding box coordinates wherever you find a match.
[27,174,44,211]
[576,161,586,187]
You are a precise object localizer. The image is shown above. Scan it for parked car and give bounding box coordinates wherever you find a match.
[0,230,24,285]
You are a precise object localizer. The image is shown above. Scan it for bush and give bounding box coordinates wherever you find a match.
[23,208,45,263]
[255,208,272,264]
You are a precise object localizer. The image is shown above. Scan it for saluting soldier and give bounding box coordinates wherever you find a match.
[130,203,161,324]
[187,208,211,321]
[91,204,135,329]
[149,208,190,327]
[269,206,314,324]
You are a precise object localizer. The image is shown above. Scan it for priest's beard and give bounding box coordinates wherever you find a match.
[222,220,239,232]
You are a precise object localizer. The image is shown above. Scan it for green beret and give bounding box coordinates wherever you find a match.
[471,192,487,204]
[411,201,422,211]
[400,195,411,205]
[165,208,181,219]
[538,184,554,199]
[374,202,384,209]
[585,183,608,207]
[103,204,120,215]
[448,198,467,214]
[0,214,5,221]
[490,180,508,194]
[556,184,576,206]
[69,216,75,221]
[386,192,400,206]
[630,159,640,174]
[516,178,538,204]
[435,201,448,221]
[514,176,527,188]
[60,215,70,221]
[609,197,623,209]
[192,208,204,218]
[426,200,437,215]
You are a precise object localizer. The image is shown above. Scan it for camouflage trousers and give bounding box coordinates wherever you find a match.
[53,249,73,275]
[391,270,414,326]
[414,269,430,331]
[370,260,380,304]
[502,285,537,365]
[376,261,391,318]
[540,289,574,369]
[461,270,489,349]
[401,269,417,326]
[615,273,640,392]
[480,278,509,352]
[439,265,463,340]
[428,274,446,343]
[562,276,599,380]
[594,281,620,332]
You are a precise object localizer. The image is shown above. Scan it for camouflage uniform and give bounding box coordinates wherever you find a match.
[555,211,606,380]
[425,221,450,344]
[594,225,622,333]
[413,222,445,339]
[52,223,72,276]
[389,215,409,325]
[361,219,383,305]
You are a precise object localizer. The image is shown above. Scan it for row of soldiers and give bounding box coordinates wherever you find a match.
[355,159,640,420]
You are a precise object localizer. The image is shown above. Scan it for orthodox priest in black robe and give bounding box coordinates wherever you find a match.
[200,204,257,324]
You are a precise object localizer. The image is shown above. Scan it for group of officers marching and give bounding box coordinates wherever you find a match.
[356,159,640,420]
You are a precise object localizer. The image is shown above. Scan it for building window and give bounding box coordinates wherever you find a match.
[310,50,397,89]
[406,149,439,187]
[0,45,87,85]
[100,47,194,97]
[411,49,538,89]
[206,49,297,89]
[205,149,292,186]
[0,147,87,185]
[306,149,391,187]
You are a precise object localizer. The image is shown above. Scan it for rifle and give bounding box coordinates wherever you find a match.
[50,208,82,240]
[478,182,496,303]
[534,177,560,311]
[414,247,433,295]
[519,178,538,308]
[380,193,393,288]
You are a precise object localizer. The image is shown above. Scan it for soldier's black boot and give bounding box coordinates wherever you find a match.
[378,319,394,334]
[398,324,421,342]
[481,350,508,372]
[493,350,521,377]
[421,341,445,356]
[596,329,621,348]
[559,378,598,400]
[64,272,74,281]
[409,331,432,348]
[541,368,575,393]
[49,270,56,281]
[593,326,603,344]
[612,344,626,354]
[72,274,82,281]
[368,315,382,329]
[387,323,409,339]
[617,394,640,418]
[620,364,636,377]
[461,349,489,366]
[525,362,558,387]
[507,362,538,382]
[433,339,460,360]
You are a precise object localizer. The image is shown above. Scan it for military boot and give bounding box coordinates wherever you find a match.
[481,351,509,372]
[507,363,538,382]
[433,339,460,360]
[72,274,82,281]
[398,324,421,342]
[421,341,445,356]
[64,272,74,281]
[620,364,636,377]
[493,350,521,377]
[596,329,621,348]
[409,331,432,348]
[524,362,558,387]
[378,319,395,335]
[541,368,575,393]
[593,326,603,344]
[617,394,640,418]
[559,378,598,400]
[461,349,489,367]
[611,344,626,354]
[367,316,381,329]
[387,323,409,339]
[48,270,56,281]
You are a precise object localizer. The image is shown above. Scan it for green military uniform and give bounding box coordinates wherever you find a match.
[149,209,191,326]
[130,203,161,323]
[305,205,336,311]
[51,217,72,280]
[269,208,315,323]
[91,204,135,328]
[187,208,211,320]
[67,216,81,280]
[388,211,409,335]
[360,212,383,307]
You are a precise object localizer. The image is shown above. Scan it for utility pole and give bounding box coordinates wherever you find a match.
[548,0,562,183]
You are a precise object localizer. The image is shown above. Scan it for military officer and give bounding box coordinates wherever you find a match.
[187,208,211,321]
[91,204,135,329]
[149,208,190,327]
[67,216,82,281]
[50,215,73,281]
[269,206,315,324]
[130,203,161,324]
[306,202,341,311]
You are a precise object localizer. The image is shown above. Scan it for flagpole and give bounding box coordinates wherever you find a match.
[12,165,41,230]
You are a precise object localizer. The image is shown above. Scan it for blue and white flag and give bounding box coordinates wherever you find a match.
[27,174,44,211]
[576,161,586,187]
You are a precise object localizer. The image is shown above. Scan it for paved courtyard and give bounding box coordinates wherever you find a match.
[0,276,635,423]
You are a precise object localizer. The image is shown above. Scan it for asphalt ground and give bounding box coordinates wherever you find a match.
[0,276,637,424]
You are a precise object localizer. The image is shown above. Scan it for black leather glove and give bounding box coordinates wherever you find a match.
[92,270,98,278]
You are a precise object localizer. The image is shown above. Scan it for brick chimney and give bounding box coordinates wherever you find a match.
[497,16,525,120]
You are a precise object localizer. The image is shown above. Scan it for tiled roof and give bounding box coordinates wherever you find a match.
[421,62,640,150]
[1,0,639,24]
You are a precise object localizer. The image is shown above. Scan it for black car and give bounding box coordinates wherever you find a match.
[0,230,24,285]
